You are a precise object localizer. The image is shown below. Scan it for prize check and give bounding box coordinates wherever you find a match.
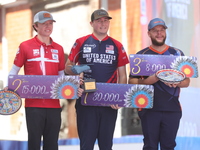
[8,75,80,99]
[81,83,154,108]
[129,54,198,78]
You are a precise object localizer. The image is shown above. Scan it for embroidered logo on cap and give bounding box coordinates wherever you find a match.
[43,13,51,18]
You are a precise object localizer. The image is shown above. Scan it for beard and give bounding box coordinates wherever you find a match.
[151,37,166,46]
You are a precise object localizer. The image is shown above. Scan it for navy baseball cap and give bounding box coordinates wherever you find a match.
[34,11,56,23]
[148,18,167,30]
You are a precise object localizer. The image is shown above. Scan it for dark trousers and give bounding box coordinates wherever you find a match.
[75,98,117,150]
[25,107,61,150]
[138,110,182,150]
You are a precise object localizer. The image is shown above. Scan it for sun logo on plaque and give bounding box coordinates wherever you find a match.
[170,56,198,78]
[124,85,153,108]
[50,76,79,99]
